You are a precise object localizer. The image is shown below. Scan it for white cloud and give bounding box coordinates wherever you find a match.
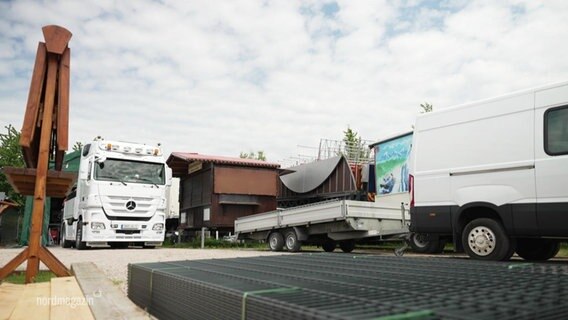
[1,0,568,165]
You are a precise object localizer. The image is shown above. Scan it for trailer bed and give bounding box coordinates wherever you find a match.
[235,199,409,241]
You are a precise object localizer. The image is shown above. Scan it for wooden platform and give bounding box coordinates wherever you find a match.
[0,262,151,320]
[0,167,76,198]
[0,277,94,320]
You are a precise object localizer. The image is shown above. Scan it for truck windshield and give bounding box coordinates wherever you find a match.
[94,158,165,185]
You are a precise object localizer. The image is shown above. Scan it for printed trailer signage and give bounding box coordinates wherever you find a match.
[374,133,412,195]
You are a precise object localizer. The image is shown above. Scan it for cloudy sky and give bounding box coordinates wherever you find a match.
[1,0,568,166]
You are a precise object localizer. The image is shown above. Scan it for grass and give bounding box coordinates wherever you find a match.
[162,238,267,249]
[162,238,568,258]
[2,270,55,284]
[559,243,568,257]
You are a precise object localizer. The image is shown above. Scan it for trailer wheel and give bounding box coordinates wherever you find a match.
[339,240,356,253]
[462,218,512,261]
[285,231,302,252]
[75,219,87,250]
[268,232,284,251]
[60,224,73,248]
[515,239,560,261]
[322,240,336,252]
[409,233,440,254]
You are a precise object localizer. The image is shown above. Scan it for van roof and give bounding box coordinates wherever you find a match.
[418,80,568,119]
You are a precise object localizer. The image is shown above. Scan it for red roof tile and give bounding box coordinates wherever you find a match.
[168,152,280,169]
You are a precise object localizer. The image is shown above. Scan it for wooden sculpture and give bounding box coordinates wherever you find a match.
[0,25,76,283]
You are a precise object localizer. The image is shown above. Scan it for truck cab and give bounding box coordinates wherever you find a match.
[61,138,172,249]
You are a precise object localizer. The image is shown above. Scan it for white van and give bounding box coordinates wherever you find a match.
[410,81,568,261]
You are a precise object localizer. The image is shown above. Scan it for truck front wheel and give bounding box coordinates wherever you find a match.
[75,219,88,250]
[60,224,73,248]
[268,232,284,251]
[515,239,560,261]
[462,218,512,261]
[285,231,302,252]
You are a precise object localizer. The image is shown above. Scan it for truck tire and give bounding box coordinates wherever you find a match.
[285,230,302,252]
[75,219,87,250]
[268,232,284,251]
[60,224,73,248]
[409,233,440,254]
[339,240,356,253]
[515,239,560,261]
[462,218,512,261]
[322,239,336,252]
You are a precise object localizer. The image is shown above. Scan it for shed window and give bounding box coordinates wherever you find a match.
[545,106,568,155]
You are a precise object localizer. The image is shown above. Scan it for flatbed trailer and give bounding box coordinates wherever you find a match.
[235,199,409,252]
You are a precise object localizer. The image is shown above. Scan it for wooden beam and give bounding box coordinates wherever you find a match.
[25,52,59,284]
[0,248,29,279]
[39,246,71,277]
[42,25,72,54]
[20,42,47,151]
[57,47,70,153]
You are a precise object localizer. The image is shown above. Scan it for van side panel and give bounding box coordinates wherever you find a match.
[412,82,568,239]
[412,92,538,236]
[535,85,568,236]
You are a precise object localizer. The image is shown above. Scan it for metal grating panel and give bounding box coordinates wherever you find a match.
[128,254,568,319]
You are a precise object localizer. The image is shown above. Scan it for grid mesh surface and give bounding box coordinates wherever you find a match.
[128,254,568,320]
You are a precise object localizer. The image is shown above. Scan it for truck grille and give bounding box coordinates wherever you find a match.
[102,196,156,216]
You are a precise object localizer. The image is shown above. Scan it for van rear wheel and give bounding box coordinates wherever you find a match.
[516,239,560,261]
[462,218,512,261]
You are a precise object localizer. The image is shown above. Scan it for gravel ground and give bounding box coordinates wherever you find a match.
[0,246,289,293]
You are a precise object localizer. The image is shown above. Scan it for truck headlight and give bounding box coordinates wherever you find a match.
[91,222,106,230]
[152,223,164,231]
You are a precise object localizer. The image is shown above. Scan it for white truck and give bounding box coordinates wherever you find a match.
[61,138,172,249]
[235,199,409,253]
[410,81,568,261]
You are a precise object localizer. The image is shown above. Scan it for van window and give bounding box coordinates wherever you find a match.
[545,105,568,155]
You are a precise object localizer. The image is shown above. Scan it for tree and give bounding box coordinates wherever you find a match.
[72,141,83,152]
[341,126,370,161]
[0,125,25,206]
[239,151,267,161]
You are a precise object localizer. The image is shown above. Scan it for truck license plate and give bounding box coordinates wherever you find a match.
[122,224,138,229]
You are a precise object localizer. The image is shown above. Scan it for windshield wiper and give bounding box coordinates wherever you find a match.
[96,175,127,186]
[137,177,159,188]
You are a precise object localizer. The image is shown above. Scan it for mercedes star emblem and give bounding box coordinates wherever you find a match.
[125,200,137,211]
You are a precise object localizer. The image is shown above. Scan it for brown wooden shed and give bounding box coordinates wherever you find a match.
[166,153,280,236]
